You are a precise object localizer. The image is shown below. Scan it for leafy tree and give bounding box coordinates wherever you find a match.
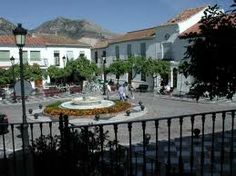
[0,63,45,87]
[146,59,170,78]
[0,68,10,86]
[70,56,98,81]
[47,65,66,84]
[107,56,170,86]
[126,56,147,84]
[107,60,128,84]
[230,0,236,13]
[24,63,44,81]
[180,5,236,99]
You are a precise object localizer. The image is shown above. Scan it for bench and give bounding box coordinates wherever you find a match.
[69,86,81,94]
[43,88,60,97]
[135,84,148,92]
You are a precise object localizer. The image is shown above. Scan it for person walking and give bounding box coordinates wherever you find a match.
[106,83,111,100]
[118,84,126,101]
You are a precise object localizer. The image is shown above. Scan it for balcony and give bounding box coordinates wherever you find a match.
[0,109,235,176]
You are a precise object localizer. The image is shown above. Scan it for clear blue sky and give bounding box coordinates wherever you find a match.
[0,0,233,33]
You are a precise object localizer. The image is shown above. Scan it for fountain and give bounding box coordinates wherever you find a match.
[60,95,115,110]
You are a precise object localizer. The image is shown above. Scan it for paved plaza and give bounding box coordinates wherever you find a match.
[1,92,236,175]
[1,92,236,123]
[0,91,236,149]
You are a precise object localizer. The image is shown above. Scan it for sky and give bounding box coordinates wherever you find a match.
[0,0,234,33]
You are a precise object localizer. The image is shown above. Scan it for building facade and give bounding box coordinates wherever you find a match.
[0,35,91,87]
[91,6,208,93]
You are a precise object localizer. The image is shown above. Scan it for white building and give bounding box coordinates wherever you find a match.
[0,35,91,87]
[91,6,208,93]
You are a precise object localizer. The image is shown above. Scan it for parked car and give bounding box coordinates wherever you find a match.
[0,113,9,135]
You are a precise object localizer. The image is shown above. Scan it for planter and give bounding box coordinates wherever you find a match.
[94,114,100,121]
[193,128,200,138]
[138,101,143,106]
[140,105,145,111]
[34,113,39,119]
[126,110,131,116]
[39,104,43,109]
[28,109,33,114]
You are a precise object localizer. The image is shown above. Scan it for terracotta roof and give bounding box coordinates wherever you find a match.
[0,35,45,47]
[164,6,207,25]
[38,35,90,47]
[0,34,90,47]
[92,27,156,49]
[93,39,109,49]
[110,27,156,44]
[178,23,201,38]
[179,14,236,38]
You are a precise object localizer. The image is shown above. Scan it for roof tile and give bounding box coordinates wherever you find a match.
[0,35,90,47]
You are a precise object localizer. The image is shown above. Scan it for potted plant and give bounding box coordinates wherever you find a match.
[193,128,200,138]
[34,113,39,119]
[126,110,131,116]
[138,101,143,106]
[94,114,100,121]
[39,104,43,109]
[140,105,145,111]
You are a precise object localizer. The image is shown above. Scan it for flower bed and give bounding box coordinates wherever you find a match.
[43,100,131,118]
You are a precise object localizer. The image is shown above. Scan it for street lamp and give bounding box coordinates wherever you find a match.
[102,56,106,95]
[13,23,29,148]
[62,56,66,67]
[62,56,66,85]
[10,56,16,103]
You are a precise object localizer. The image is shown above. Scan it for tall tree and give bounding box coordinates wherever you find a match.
[107,60,128,84]
[180,5,236,99]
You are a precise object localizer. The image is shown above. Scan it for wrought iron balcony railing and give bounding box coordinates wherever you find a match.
[0,109,235,176]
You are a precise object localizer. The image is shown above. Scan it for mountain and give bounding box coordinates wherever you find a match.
[0,18,16,35]
[31,17,118,45]
[0,17,118,46]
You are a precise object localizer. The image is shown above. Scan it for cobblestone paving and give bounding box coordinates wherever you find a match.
[0,92,236,150]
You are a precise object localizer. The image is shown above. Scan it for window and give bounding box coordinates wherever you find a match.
[23,51,28,63]
[140,43,146,57]
[102,50,106,57]
[66,51,74,60]
[0,50,10,62]
[164,33,170,40]
[54,51,60,66]
[79,51,85,58]
[30,51,41,61]
[95,51,98,63]
[141,72,146,81]
[127,44,132,58]
[115,46,120,59]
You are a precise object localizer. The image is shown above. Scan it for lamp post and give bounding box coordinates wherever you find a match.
[102,56,106,95]
[13,24,29,148]
[10,56,16,103]
[62,56,66,67]
[62,56,66,86]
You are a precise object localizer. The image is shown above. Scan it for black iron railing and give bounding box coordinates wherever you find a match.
[0,109,235,176]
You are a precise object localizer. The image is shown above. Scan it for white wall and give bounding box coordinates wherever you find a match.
[92,39,156,89]
[0,46,46,67]
[0,46,91,68]
[178,7,206,34]
[45,46,91,68]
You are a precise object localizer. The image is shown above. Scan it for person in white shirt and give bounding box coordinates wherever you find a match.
[106,83,111,99]
[118,84,126,101]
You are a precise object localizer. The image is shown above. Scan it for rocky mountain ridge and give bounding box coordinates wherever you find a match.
[0,17,117,45]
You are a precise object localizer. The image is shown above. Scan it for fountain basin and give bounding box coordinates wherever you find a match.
[71,97,102,106]
[61,96,115,110]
